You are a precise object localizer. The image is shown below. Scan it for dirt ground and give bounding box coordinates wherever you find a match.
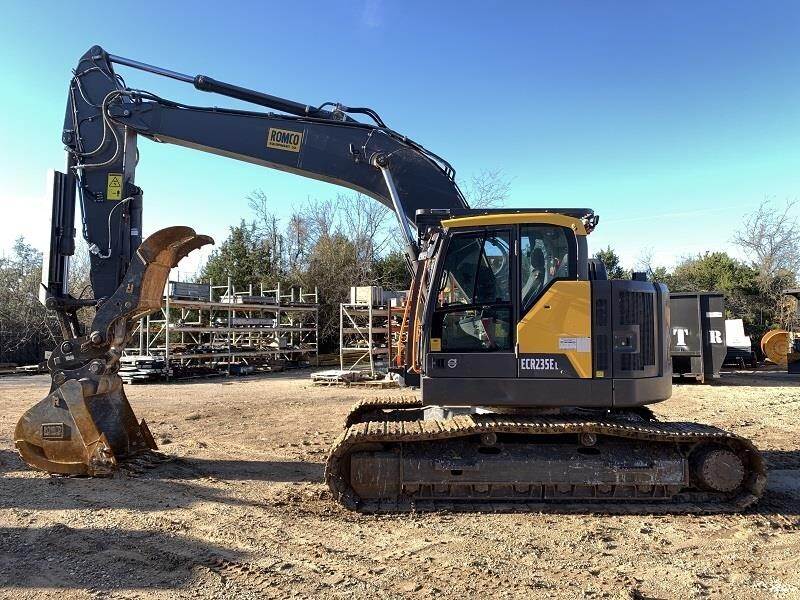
[0,370,798,599]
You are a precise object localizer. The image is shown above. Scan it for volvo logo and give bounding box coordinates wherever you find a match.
[447,358,458,369]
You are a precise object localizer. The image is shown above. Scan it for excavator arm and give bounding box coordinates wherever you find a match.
[53,46,465,305]
[18,45,467,476]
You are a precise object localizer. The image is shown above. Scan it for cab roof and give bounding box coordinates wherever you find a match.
[415,208,598,235]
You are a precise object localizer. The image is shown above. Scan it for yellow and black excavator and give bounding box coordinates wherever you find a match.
[15,46,766,512]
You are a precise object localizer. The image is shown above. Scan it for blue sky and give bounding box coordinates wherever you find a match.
[0,1,798,276]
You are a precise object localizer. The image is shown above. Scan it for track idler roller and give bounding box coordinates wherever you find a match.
[14,227,212,476]
[690,445,746,493]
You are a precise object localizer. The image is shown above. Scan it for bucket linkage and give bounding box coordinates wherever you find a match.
[14,226,212,475]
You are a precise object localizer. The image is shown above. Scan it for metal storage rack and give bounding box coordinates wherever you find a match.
[127,278,318,380]
[339,302,404,376]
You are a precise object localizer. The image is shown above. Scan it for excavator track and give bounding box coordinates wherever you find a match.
[344,396,425,428]
[325,411,767,514]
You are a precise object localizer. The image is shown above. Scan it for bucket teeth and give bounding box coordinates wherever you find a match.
[173,234,215,265]
[138,226,213,269]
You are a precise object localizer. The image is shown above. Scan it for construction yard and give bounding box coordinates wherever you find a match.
[0,370,798,599]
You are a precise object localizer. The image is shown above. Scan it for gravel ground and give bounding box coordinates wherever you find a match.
[0,370,798,599]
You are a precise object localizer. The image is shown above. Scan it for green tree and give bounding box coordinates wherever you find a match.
[665,252,756,293]
[300,233,364,349]
[198,221,272,288]
[0,237,56,363]
[373,251,411,291]
[666,252,765,337]
[593,246,629,279]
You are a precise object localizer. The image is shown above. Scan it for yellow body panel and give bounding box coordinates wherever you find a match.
[517,280,592,378]
[442,213,587,236]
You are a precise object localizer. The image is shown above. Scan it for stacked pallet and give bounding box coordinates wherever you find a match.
[220,294,278,305]
[119,355,169,384]
[14,363,47,375]
[310,369,399,388]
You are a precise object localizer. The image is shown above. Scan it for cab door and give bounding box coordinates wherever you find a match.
[516,224,592,380]
[426,228,517,378]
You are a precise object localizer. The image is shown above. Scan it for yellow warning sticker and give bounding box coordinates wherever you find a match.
[106,173,123,201]
[430,337,442,352]
[267,128,303,152]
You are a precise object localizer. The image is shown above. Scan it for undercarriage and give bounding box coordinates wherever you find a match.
[326,398,766,513]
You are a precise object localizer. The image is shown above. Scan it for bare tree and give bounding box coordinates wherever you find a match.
[634,247,655,275]
[733,198,800,330]
[634,247,669,282]
[733,198,800,281]
[248,190,284,274]
[284,211,309,276]
[299,196,339,242]
[0,238,57,364]
[68,238,95,329]
[461,169,511,208]
[339,193,394,253]
[213,190,400,349]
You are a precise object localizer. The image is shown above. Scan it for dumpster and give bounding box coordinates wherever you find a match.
[785,289,800,374]
[669,292,726,382]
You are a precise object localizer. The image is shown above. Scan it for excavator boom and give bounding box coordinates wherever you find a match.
[17,45,465,476]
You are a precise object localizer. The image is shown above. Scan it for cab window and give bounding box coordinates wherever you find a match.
[433,230,512,352]
[520,225,576,312]
[437,232,510,307]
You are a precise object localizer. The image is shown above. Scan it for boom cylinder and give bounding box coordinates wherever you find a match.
[107,53,349,121]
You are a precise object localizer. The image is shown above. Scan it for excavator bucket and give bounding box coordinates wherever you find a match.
[14,227,212,476]
[14,378,155,475]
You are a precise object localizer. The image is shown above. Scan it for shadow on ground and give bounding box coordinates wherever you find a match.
[0,448,324,511]
[708,370,800,388]
[0,524,244,590]
[174,456,324,482]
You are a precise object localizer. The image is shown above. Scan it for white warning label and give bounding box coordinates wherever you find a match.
[559,337,591,352]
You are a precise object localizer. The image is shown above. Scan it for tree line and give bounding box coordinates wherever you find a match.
[594,199,799,343]
[0,187,795,363]
[199,171,510,351]
[199,191,409,351]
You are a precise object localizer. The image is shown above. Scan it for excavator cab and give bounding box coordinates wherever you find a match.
[413,208,673,410]
[326,209,765,511]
